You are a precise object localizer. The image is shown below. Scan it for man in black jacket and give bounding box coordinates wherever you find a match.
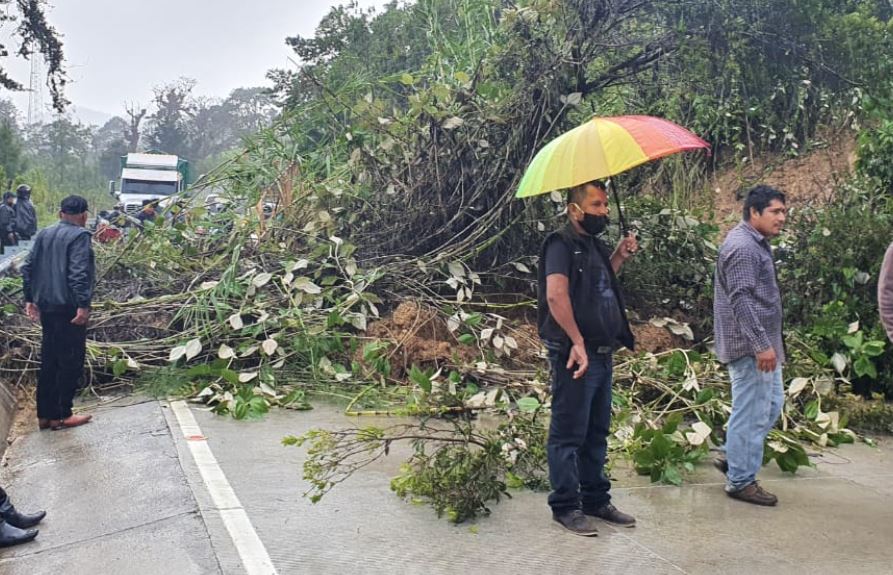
[0,191,16,253]
[22,195,95,431]
[538,180,638,536]
[14,184,38,240]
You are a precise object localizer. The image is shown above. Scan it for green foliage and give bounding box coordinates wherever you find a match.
[629,414,708,485]
[780,182,893,395]
[621,198,718,321]
[856,118,893,190]
[763,431,812,473]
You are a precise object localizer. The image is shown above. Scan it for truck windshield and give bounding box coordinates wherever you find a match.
[121,179,177,196]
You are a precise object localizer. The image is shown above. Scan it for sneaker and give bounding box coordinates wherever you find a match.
[726,481,778,506]
[585,503,636,527]
[714,457,729,475]
[552,509,599,536]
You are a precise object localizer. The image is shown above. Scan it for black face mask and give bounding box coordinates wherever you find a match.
[572,206,609,236]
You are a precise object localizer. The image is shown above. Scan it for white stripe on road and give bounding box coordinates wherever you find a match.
[170,400,278,575]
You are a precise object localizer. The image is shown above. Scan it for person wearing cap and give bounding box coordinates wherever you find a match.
[0,191,16,253]
[13,184,37,240]
[21,195,95,431]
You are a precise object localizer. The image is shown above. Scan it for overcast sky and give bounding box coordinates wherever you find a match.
[2,0,387,122]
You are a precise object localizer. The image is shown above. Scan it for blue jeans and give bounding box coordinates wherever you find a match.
[546,345,613,514]
[725,356,784,492]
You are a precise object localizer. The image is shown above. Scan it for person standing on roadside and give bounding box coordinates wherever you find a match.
[13,184,38,241]
[538,180,638,536]
[21,195,95,431]
[0,191,16,253]
[713,185,787,506]
[877,241,893,343]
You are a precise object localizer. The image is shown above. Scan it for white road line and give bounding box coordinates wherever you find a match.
[169,400,278,575]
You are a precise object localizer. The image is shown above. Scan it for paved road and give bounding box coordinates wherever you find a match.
[2,396,893,574]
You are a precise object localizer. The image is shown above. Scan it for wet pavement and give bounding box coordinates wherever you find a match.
[2,397,893,574]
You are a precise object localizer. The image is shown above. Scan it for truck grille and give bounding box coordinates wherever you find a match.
[124,204,140,215]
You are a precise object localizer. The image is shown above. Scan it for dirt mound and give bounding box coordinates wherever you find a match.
[711,132,857,234]
[630,322,690,354]
[365,301,474,377]
[363,301,545,379]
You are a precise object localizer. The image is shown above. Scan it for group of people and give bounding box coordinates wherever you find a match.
[538,182,792,536]
[1,195,95,548]
[0,185,37,255]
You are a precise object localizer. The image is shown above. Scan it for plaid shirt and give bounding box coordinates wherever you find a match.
[713,221,785,364]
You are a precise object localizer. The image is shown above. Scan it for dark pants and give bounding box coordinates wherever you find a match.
[546,346,613,514]
[36,309,87,421]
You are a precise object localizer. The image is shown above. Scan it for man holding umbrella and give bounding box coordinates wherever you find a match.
[538,180,638,536]
[518,115,711,535]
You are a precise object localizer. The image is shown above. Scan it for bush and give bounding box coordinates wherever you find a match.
[779,181,893,396]
[619,197,718,330]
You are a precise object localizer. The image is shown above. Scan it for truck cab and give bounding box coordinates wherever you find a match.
[109,153,190,216]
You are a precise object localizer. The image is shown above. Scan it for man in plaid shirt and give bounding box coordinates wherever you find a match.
[713,185,787,506]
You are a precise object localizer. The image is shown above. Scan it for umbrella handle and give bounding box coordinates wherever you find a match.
[609,181,628,236]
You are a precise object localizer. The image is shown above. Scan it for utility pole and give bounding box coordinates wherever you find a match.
[27,47,45,126]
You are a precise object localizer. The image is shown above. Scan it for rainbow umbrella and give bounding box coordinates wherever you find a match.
[516,115,710,230]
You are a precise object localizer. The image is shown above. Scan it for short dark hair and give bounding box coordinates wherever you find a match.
[60,195,88,215]
[2,191,13,201]
[743,185,785,221]
[567,180,606,206]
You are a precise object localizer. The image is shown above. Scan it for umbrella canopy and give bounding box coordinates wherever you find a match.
[515,115,710,199]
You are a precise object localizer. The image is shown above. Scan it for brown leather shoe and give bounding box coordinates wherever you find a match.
[726,481,778,506]
[51,414,93,430]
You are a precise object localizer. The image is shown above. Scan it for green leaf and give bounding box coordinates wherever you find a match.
[854,355,877,379]
[457,333,475,345]
[804,400,819,420]
[112,359,127,377]
[662,466,683,485]
[516,397,541,413]
[400,73,414,85]
[409,364,432,393]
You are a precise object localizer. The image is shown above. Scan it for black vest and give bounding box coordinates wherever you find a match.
[537,224,635,351]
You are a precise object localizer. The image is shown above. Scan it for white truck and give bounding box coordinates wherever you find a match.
[109,152,190,216]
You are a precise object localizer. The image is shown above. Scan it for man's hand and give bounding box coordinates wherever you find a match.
[71,307,90,326]
[566,342,589,379]
[756,347,777,373]
[615,232,639,259]
[24,302,39,322]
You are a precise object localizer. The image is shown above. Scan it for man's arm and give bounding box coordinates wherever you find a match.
[879,243,893,342]
[67,233,94,310]
[546,274,588,379]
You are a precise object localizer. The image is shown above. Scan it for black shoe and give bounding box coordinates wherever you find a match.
[0,498,46,529]
[552,509,599,536]
[714,456,729,475]
[585,503,636,527]
[0,520,38,548]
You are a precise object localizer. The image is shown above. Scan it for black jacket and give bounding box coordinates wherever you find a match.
[22,221,95,311]
[537,224,635,351]
[14,199,37,237]
[0,204,14,238]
